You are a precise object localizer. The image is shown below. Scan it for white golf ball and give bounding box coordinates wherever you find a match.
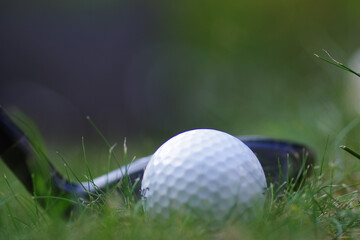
[141,129,266,222]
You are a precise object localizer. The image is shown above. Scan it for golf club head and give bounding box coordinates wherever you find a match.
[238,136,314,188]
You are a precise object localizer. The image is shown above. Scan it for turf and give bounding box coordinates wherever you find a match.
[1,152,359,240]
[1,114,360,240]
[1,52,360,239]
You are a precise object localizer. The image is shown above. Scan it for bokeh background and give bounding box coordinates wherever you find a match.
[1,0,360,165]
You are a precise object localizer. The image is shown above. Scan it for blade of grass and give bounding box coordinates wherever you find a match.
[63,162,84,208]
[4,174,39,225]
[56,152,90,197]
[86,116,121,166]
[81,137,99,197]
[320,137,329,177]
[5,202,19,232]
[314,50,360,78]
[339,145,360,160]
[330,217,343,238]
[33,196,81,205]
[106,143,118,193]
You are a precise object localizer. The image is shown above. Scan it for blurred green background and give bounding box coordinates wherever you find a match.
[1,0,360,167]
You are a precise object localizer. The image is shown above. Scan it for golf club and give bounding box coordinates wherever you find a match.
[0,106,315,215]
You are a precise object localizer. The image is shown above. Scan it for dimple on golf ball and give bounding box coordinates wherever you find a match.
[141,129,266,221]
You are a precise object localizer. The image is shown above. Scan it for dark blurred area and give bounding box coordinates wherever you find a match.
[1,0,360,150]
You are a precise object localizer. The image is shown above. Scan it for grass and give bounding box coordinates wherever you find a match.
[1,56,360,239]
[314,50,360,78]
[2,150,359,240]
[0,128,359,239]
[315,50,360,161]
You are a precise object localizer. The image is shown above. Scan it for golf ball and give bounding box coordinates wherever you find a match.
[141,129,266,221]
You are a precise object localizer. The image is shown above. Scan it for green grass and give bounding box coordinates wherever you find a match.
[1,122,360,239]
[1,58,360,239]
[1,152,360,240]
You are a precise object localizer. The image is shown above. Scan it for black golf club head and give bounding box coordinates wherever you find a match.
[0,106,315,216]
